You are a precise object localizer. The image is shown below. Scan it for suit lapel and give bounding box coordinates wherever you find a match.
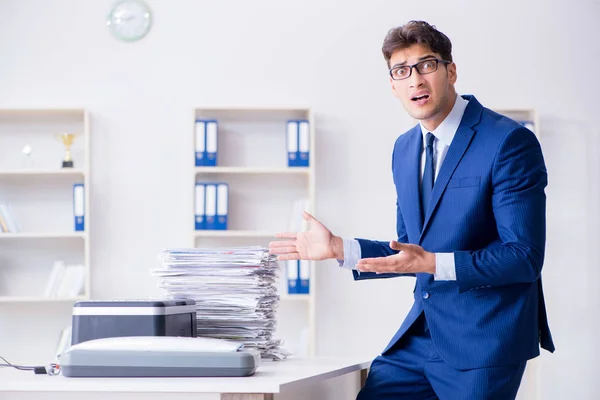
[420,96,483,239]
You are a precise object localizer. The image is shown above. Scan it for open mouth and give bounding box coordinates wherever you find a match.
[411,94,430,101]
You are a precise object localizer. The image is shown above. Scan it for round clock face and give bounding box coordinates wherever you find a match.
[106,0,152,42]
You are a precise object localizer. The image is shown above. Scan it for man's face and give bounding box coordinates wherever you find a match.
[389,43,457,129]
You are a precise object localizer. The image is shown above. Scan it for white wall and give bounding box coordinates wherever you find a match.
[1,0,599,398]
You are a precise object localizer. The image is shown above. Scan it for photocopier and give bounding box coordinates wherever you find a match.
[58,299,260,378]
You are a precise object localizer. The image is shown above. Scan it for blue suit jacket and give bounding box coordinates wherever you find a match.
[353,95,554,370]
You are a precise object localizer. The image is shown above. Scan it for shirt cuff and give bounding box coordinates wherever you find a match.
[337,238,361,270]
[434,252,456,281]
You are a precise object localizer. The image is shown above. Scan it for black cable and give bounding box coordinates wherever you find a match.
[0,355,36,370]
[0,355,58,374]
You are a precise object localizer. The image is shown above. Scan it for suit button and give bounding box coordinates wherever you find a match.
[421,291,430,299]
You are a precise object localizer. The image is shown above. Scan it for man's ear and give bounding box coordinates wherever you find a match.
[447,62,457,85]
[390,77,400,98]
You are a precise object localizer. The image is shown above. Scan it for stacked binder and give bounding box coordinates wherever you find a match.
[195,119,218,166]
[151,246,288,360]
[286,260,310,294]
[195,182,228,230]
[287,120,310,167]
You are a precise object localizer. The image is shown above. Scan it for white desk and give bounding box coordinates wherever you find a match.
[0,357,371,400]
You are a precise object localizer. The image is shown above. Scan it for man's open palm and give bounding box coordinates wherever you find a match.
[269,212,338,261]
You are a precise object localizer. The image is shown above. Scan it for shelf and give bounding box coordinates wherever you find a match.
[493,108,535,114]
[0,295,88,303]
[0,169,85,176]
[195,106,310,112]
[194,230,276,238]
[195,167,310,175]
[0,232,86,239]
[0,109,86,117]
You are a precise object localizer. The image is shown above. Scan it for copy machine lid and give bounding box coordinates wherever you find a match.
[60,336,259,378]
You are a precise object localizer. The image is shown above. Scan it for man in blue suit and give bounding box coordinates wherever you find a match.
[270,20,554,399]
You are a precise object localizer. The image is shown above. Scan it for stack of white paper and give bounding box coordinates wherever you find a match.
[151,246,288,360]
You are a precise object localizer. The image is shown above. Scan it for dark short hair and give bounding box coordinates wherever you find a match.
[382,21,453,67]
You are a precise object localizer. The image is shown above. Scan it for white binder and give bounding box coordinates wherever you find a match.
[73,184,85,231]
[287,121,299,167]
[286,260,299,294]
[216,183,228,230]
[299,260,310,294]
[194,183,206,230]
[206,121,218,166]
[195,120,206,166]
[205,184,217,229]
[298,120,310,167]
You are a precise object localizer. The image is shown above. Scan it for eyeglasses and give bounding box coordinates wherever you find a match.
[389,58,451,81]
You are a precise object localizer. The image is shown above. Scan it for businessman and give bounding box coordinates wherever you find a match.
[269,20,554,399]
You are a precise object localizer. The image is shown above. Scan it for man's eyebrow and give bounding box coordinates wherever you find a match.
[391,55,437,68]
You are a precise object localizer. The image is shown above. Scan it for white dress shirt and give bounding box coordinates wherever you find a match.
[340,93,469,280]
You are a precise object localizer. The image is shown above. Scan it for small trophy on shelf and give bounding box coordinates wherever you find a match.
[57,133,76,168]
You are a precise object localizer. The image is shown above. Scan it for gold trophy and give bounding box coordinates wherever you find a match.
[57,133,76,168]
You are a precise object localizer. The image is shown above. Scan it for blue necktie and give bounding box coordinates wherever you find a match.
[421,133,435,221]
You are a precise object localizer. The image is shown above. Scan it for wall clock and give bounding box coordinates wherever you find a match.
[106,0,152,42]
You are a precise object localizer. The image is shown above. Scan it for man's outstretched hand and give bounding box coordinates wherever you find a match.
[269,212,343,261]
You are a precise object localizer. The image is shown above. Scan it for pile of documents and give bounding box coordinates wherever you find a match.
[151,246,288,360]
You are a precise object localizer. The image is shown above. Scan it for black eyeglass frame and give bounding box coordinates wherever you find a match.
[389,58,451,81]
